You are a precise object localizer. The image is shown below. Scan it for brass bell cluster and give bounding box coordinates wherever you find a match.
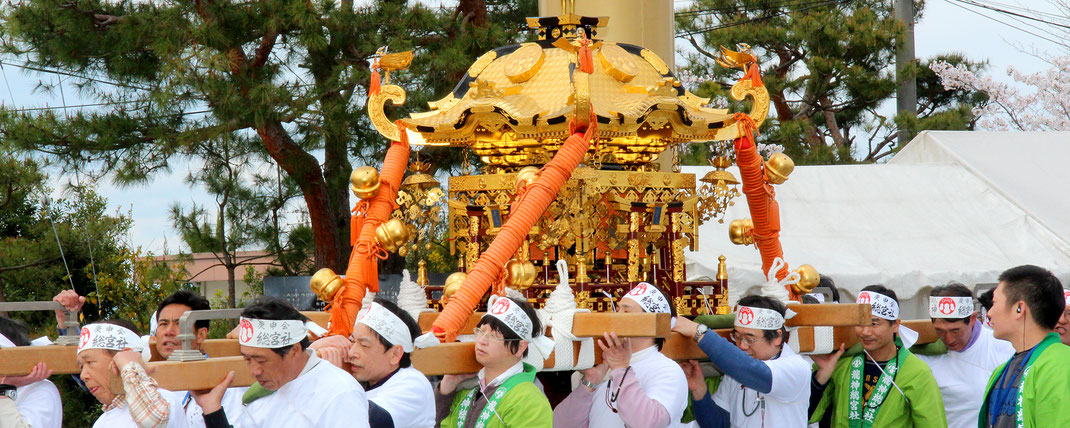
[310,268,344,301]
[697,155,741,224]
[763,152,794,185]
[350,166,382,199]
[441,272,468,304]
[793,264,820,294]
[728,218,754,245]
[515,166,540,190]
[375,218,412,256]
[504,259,537,290]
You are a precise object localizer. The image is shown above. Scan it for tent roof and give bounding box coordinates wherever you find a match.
[890,130,1070,244]
[684,133,1070,300]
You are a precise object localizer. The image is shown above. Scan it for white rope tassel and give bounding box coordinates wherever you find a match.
[397,269,432,321]
[760,257,799,306]
[537,260,595,371]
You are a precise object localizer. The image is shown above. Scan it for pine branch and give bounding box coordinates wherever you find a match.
[0,257,60,273]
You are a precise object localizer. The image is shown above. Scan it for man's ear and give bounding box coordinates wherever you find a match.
[387,345,404,366]
[515,340,529,358]
[195,327,209,344]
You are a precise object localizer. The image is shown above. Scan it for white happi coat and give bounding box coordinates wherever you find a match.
[92,389,189,428]
[14,379,62,428]
[587,345,690,428]
[232,351,369,427]
[367,366,436,428]
[712,345,812,428]
[917,324,1015,428]
[164,386,248,428]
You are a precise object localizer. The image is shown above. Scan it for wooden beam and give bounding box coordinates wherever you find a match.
[0,345,79,376]
[786,303,872,327]
[302,311,330,330]
[109,357,256,392]
[418,312,671,338]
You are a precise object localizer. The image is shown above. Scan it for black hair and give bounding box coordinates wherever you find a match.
[978,288,995,312]
[998,265,1065,330]
[930,281,975,324]
[801,294,822,304]
[476,296,541,358]
[156,290,212,332]
[0,317,31,347]
[366,298,422,368]
[861,284,898,325]
[737,295,791,344]
[241,297,312,357]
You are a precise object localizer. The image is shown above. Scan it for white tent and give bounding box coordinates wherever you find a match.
[684,131,1070,318]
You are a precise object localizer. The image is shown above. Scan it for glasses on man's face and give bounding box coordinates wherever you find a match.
[472,327,519,342]
[729,331,760,346]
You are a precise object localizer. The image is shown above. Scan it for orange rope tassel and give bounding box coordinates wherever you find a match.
[369,68,381,96]
[732,113,796,300]
[432,112,597,342]
[327,121,410,337]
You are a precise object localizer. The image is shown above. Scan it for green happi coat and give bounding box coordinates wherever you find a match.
[809,345,947,428]
[440,363,552,428]
[977,333,1070,428]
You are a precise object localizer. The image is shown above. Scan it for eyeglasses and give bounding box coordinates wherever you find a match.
[730,331,760,346]
[472,327,519,342]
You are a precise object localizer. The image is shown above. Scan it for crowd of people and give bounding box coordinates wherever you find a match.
[1,264,1068,427]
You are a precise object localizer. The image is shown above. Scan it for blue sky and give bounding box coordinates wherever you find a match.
[3,0,1064,254]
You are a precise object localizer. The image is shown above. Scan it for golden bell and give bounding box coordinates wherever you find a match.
[350,166,382,199]
[443,272,468,300]
[728,218,755,245]
[763,152,794,185]
[309,268,343,301]
[504,259,537,290]
[515,166,540,190]
[793,264,820,294]
[375,218,410,253]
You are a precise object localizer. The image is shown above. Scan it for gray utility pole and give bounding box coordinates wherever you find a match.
[895,0,917,146]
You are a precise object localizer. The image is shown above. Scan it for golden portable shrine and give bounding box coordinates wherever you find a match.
[313,3,825,349]
[3,3,929,391]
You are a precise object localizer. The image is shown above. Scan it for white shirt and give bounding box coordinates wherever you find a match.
[917,325,1015,428]
[712,345,812,428]
[92,389,189,428]
[14,380,62,428]
[588,345,690,428]
[164,387,248,428]
[367,367,435,428]
[233,351,369,427]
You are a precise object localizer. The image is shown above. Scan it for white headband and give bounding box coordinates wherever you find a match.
[78,323,147,354]
[1063,289,1070,306]
[929,296,974,319]
[0,333,14,348]
[734,305,796,330]
[484,295,555,357]
[236,317,328,349]
[356,302,438,352]
[624,282,671,314]
[857,291,899,321]
[857,291,919,348]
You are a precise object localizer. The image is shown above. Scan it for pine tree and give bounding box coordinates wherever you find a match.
[0,0,537,271]
[676,0,985,164]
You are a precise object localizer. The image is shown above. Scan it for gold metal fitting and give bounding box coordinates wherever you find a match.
[309,268,343,301]
[763,152,794,185]
[375,218,410,252]
[504,259,537,290]
[728,218,755,245]
[442,272,468,300]
[350,166,382,199]
[515,166,540,190]
[793,264,820,294]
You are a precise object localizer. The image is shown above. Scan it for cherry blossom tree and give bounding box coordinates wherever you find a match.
[931,56,1070,131]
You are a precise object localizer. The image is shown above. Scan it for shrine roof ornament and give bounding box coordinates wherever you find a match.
[367,11,769,167]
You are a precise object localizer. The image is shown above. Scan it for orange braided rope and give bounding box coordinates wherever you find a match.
[327,121,411,337]
[431,113,597,342]
[732,112,797,301]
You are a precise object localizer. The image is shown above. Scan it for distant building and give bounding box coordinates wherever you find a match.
[154,250,275,305]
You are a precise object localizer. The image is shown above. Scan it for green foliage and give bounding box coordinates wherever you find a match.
[676,0,985,164]
[0,0,538,273]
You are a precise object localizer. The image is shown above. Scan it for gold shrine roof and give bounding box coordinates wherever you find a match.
[368,14,769,167]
